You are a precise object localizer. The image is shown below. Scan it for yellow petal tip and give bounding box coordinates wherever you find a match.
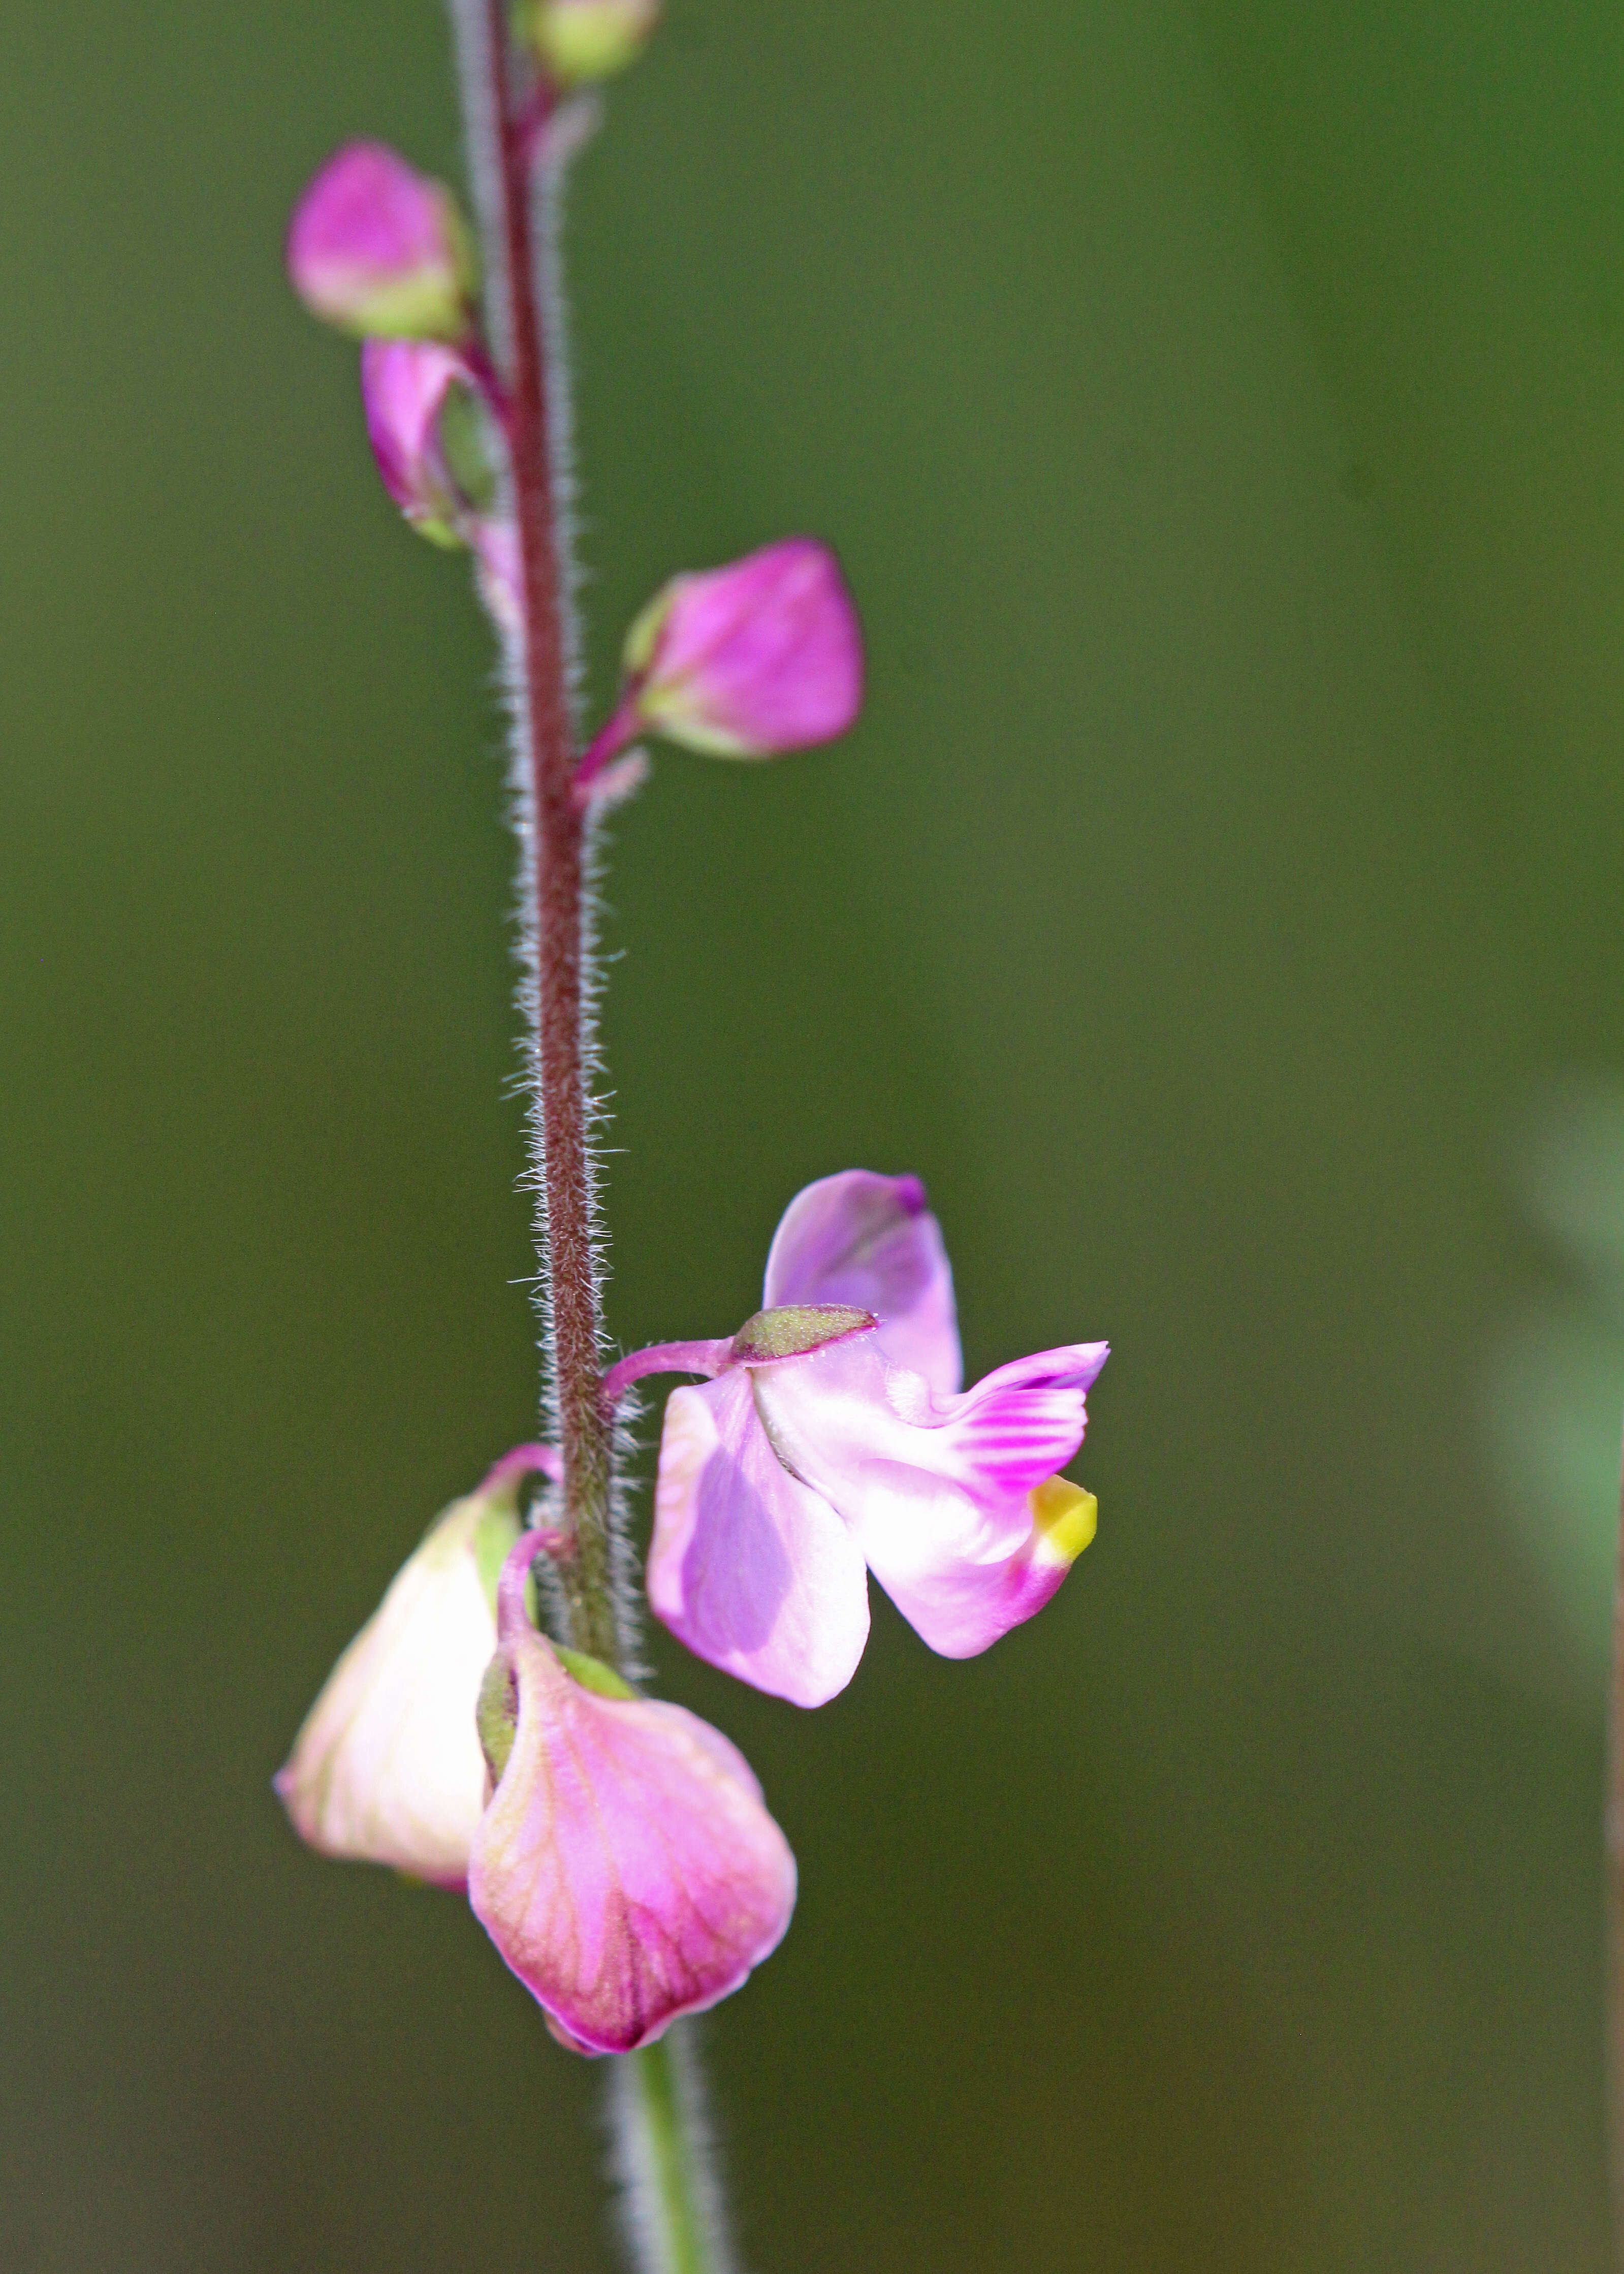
[1028,1477,1097,1565]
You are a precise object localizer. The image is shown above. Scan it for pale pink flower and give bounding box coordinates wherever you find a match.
[646,1173,1106,1706]
[274,1451,556,1888]
[620,539,863,759]
[468,1533,797,2055]
[287,141,475,341]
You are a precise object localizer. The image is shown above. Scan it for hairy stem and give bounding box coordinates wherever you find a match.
[461,0,618,1665]
[443,18,737,2272]
[614,2029,736,2274]
[1608,1449,1624,2265]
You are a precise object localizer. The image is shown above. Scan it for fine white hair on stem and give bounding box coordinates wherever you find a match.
[535,94,601,737]
[440,14,727,2269]
[610,2028,741,2274]
[443,0,511,369]
[445,0,630,1647]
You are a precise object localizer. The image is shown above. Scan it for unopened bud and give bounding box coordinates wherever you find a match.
[519,0,660,86]
[361,339,492,547]
[468,1530,798,2053]
[622,538,864,759]
[288,141,476,341]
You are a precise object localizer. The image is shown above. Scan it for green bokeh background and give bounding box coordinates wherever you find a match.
[4,1,1622,2265]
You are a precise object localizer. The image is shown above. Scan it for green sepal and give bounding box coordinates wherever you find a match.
[730,1304,875,1364]
[555,1645,636,1700]
[471,1501,523,1620]
[476,1653,518,1784]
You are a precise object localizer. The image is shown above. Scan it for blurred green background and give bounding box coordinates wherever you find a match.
[4,0,1622,2265]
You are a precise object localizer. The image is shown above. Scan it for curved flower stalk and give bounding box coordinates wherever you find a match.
[275,1447,558,1887]
[612,1172,1107,1706]
[469,1531,797,2055]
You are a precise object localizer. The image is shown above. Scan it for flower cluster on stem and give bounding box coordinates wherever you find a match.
[278,3,1107,2264]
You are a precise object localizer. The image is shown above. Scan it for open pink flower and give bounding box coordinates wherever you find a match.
[620,538,863,759]
[469,1533,797,2055]
[287,141,475,341]
[646,1173,1106,1706]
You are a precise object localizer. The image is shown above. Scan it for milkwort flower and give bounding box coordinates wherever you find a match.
[641,1173,1107,1707]
[286,141,476,341]
[361,338,483,547]
[275,1448,555,1888]
[469,1531,797,2055]
[571,540,865,801]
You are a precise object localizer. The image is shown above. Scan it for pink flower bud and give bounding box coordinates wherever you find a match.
[520,0,661,84]
[361,339,477,547]
[287,141,476,341]
[622,538,864,759]
[468,1534,797,2054]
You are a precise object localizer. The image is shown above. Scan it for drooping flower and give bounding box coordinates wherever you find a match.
[274,1449,556,1888]
[518,0,661,85]
[468,1531,797,2056]
[620,539,864,759]
[287,141,476,341]
[647,1172,1106,1706]
[361,339,480,547]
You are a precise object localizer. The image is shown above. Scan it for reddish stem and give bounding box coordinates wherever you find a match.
[600,1339,735,1412]
[572,690,642,799]
[479,1440,564,1499]
[498,1524,576,1643]
[486,7,619,1666]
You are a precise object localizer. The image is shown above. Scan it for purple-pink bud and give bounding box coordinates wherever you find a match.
[622,538,864,759]
[287,141,476,341]
[361,339,475,547]
[468,1534,797,2054]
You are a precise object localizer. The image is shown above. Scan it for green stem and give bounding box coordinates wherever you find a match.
[616,2027,734,2274]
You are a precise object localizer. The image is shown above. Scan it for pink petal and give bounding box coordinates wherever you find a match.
[467,1623,797,2054]
[750,1336,1108,1658]
[852,1475,1097,1660]
[274,1490,518,1888]
[360,339,471,539]
[627,539,864,758]
[650,1371,870,1708]
[286,141,472,341]
[762,1169,961,1394]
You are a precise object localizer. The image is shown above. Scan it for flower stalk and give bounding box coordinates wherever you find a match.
[1608,1455,1624,2264]
[440,7,731,2266]
[615,2032,736,2274]
[455,0,618,1667]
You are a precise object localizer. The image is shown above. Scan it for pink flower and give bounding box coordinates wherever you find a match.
[647,1173,1106,1706]
[621,539,863,759]
[287,141,475,341]
[273,1452,554,1888]
[361,339,477,547]
[468,1533,797,2055]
